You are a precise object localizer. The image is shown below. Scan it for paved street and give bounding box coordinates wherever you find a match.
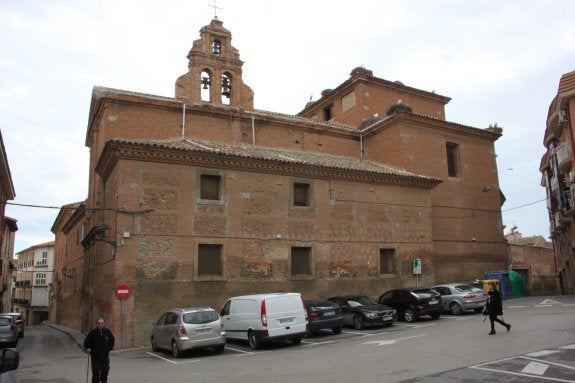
[12,295,575,383]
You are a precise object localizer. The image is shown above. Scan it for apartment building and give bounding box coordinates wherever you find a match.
[541,69,575,295]
[14,241,54,325]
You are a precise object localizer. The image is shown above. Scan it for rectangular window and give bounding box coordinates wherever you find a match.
[379,249,396,274]
[291,247,311,275]
[446,143,459,177]
[41,251,48,265]
[293,182,310,207]
[200,174,221,200]
[198,244,222,275]
[35,272,47,285]
[323,104,333,121]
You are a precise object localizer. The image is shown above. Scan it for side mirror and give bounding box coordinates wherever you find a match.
[0,348,19,373]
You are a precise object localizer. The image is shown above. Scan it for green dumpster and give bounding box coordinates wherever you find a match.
[508,270,525,298]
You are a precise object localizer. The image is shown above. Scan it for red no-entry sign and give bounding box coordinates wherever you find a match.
[115,284,131,300]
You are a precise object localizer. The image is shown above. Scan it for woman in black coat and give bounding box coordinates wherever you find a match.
[484,282,511,335]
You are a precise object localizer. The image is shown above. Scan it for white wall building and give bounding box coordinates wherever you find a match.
[14,241,54,325]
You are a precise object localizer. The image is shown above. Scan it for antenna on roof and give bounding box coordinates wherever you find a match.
[209,0,223,19]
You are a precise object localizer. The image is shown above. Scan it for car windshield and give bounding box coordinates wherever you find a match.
[454,284,476,292]
[412,289,436,298]
[183,310,219,324]
[346,296,377,307]
[309,301,338,309]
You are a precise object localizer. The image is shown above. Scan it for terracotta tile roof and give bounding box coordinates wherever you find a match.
[110,137,442,185]
[558,70,575,94]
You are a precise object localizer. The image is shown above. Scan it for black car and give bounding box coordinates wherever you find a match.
[327,295,397,330]
[377,288,442,323]
[304,299,344,335]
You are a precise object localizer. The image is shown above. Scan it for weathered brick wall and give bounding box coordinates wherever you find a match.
[105,160,435,346]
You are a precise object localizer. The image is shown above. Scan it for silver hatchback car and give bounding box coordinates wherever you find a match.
[0,317,18,347]
[151,307,225,358]
[431,283,486,315]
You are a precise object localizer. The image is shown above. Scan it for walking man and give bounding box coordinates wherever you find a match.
[84,318,115,383]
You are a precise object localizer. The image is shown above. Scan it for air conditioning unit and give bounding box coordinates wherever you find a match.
[559,109,568,124]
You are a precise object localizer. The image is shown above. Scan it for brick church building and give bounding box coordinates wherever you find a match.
[51,18,507,347]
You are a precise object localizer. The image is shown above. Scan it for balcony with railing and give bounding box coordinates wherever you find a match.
[556,142,573,173]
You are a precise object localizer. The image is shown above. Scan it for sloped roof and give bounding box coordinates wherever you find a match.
[98,137,443,188]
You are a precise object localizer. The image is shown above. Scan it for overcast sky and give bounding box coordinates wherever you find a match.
[1,0,574,253]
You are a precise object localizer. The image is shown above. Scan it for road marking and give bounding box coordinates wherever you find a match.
[540,299,561,305]
[224,345,254,354]
[527,350,559,357]
[361,333,427,347]
[146,352,201,364]
[535,305,553,308]
[559,344,575,349]
[507,305,526,308]
[302,340,335,346]
[521,361,549,375]
[341,330,367,335]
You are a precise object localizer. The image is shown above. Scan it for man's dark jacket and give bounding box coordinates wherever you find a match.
[84,327,115,361]
[486,289,503,316]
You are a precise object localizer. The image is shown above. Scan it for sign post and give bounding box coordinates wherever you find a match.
[412,258,422,287]
[115,284,131,349]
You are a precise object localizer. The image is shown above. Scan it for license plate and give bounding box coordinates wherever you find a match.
[323,310,335,316]
[279,318,293,324]
[195,328,211,334]
[382,316,393,321]
[429,300,438,305]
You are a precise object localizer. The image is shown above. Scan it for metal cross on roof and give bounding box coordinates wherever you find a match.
[209,0,223,19]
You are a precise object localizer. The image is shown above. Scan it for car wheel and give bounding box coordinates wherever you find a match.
[171,340,182,358]
[449,302,463,315]
[332,326,343,334]
[214,344,225,354]
[353,315,365,330]
[248,331,260,350]
[403,308,417,323]
[151,336,158,352]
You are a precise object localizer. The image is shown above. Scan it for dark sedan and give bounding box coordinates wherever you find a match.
[304,299,344,335]
[377,288,442,323]
[327,295,397,330]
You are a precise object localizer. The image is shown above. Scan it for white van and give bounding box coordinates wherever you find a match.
[220,293,308,350]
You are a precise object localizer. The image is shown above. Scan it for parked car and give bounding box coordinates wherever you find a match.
[150,307,226,358]
[220,293,307,350]
[327,295,397,330]
[377,287,442,323]
[0,314,24,339]
[0,317,18,348]
[0,348,19,383]
[431,283,486,315]
[304,299,344,335]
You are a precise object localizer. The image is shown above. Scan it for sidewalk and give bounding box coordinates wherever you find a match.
[46,323,86,351]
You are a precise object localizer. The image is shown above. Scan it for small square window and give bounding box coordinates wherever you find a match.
[291,247,311,275]
[379,249,396,274]
[198,244,222,275]
[293,182,310,207]
[201,174,221,200]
